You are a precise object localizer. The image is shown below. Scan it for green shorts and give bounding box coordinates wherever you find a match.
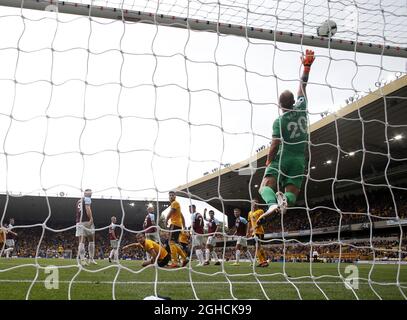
[264,155,305,189]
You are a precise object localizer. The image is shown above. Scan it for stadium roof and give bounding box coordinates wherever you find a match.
[176,75,407,211]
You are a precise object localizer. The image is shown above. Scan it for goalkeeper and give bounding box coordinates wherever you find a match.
[259,49,315,219]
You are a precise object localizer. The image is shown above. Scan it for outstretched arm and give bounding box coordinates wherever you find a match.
[203,208,208,221]
[122,242,143,250]
[297,49,315,98]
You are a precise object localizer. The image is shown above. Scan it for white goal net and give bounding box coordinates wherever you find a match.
[0,0,406,300]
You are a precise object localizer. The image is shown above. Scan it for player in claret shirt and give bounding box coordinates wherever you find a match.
[108,216,120,263]
[203,208,220,266]
[232,209,253,266]
[143,204,159,242]
[75,189,96,266]
[189,204,205,266]
[2,218,17,259]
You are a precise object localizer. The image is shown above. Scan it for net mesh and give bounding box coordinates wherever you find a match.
[0,0,406,300]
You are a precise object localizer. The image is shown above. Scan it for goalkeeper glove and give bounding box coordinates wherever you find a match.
[301,49,315,72]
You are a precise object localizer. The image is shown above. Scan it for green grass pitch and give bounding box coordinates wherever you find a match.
[0,258,406,300]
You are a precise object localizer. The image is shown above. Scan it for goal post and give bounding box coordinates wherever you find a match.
[0,0,406,58]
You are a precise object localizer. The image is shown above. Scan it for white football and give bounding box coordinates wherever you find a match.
[317,20,337,37]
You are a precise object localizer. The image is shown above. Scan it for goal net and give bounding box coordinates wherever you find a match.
[0,0,406,300]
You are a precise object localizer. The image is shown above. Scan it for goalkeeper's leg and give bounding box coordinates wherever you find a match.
[284,184,300,207]
[282,157,304,208]
[259,173,279,221]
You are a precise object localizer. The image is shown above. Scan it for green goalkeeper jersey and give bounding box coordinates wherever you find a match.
[272,96,308,158]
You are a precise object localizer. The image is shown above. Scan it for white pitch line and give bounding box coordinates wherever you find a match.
[0,279,406,286]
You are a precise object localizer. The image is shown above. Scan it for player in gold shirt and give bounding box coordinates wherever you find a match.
[123,233,171,267]
[165,191,188,267]
[247,199,269,267]
[178,229,191,257]
[0,227,5,246]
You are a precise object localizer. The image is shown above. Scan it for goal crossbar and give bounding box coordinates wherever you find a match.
[1,0,406,58]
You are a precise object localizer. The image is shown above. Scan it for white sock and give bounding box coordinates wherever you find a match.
[199,249,205,264]
[114,249,119,261]
[5,248,13,258]
[109,249,114,259]
[195,249,202,264]
[236,250,240,263]
[78,242,85,260]
[212,251,219,262]
[205,248,210,262]
[88,242,95,260]
[246,250,253,263]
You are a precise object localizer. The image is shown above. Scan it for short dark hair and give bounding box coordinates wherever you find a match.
[169,191,176,195]
[234,208,241,213]
[279,90,295,110]
[84,188,92,192]
[189,204,196,209]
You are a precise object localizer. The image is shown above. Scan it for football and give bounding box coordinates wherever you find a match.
[317,20,337,37]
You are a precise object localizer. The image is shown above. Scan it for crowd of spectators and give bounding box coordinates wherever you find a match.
[4,223,406,263]
[263,187,407,233]
[7,225,146,259]
[214,238,407,263]
[2,186,407,263]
